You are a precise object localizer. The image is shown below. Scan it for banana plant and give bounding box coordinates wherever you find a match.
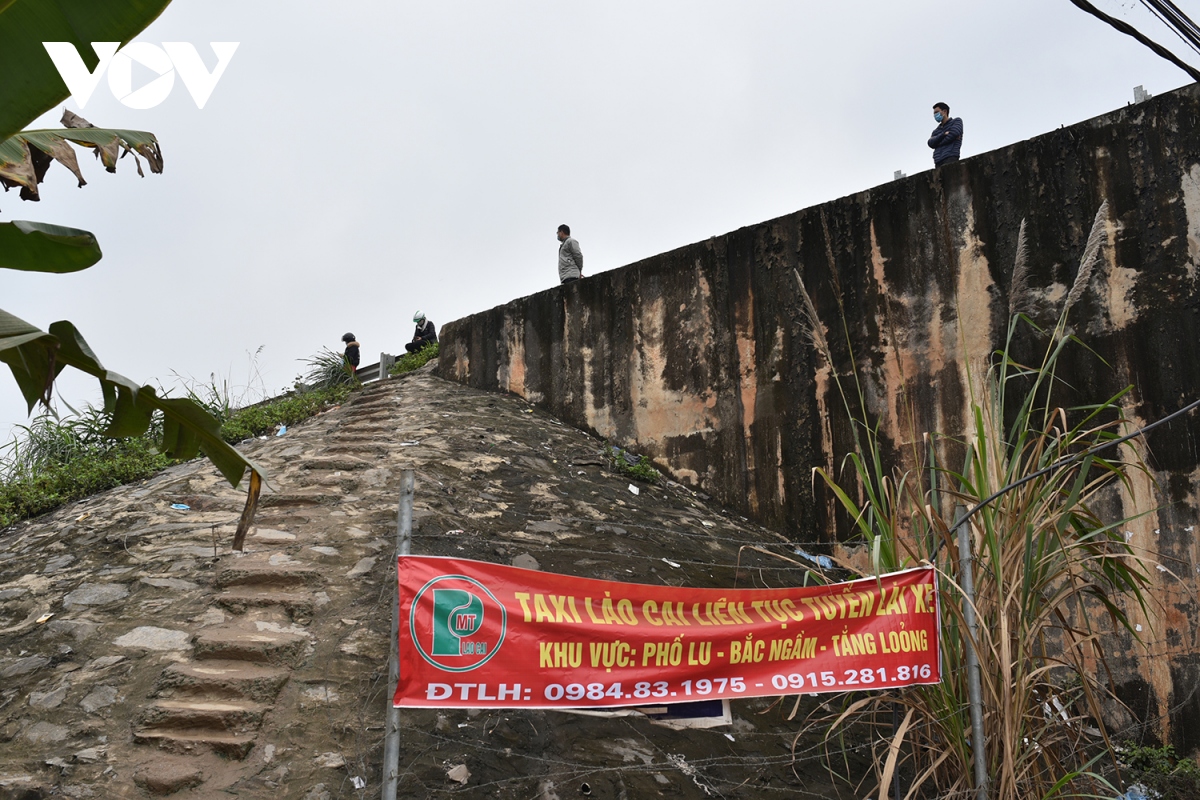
[0,0,263,547]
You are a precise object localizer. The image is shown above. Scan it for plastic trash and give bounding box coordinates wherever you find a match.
[1116,785,1151,800]
[350,776,366,789]
[794,548,833,569]
[276,425,287,436]
[662,558,681,568]
[170,503,190,511]
[627,484,640,495]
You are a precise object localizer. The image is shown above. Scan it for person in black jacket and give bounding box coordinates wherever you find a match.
[928,102,963,166]
[342,332,360,373]
[406,311,437,353]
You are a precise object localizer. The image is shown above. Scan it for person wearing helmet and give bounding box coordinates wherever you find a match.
[406,311,437,353]
[341,332,360,373]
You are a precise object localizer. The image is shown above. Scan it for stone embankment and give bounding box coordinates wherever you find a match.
[0,367,844,799]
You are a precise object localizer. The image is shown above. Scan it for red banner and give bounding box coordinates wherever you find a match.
[394,557,941,709]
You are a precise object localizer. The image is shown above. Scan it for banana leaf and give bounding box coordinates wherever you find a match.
[0,219,100,272]
[0,308,264,548]
[0,112,162,202]
[0,0,172,141]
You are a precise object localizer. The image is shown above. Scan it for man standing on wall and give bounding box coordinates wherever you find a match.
[928,102,963,166]
[557,224,583,284]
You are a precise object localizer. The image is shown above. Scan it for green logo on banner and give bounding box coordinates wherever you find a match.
[410,574,506,672]
[432,589,485,655]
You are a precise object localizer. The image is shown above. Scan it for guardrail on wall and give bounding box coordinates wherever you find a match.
[356,353,396,384]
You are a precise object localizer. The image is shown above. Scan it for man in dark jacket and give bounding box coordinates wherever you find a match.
[342,332,360,373]
[406,310,437,353]
[928,102,963,166]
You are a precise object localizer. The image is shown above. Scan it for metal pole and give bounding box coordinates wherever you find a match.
[954,505,988,800]
[382,470,414,800]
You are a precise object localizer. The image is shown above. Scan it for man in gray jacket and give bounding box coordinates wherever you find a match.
[557,224,583,284]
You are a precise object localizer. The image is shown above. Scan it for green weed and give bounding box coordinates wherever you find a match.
[219,385,350,443]
[1119,743,1200,799]
[390,342,439,375]
[606,446,662,484]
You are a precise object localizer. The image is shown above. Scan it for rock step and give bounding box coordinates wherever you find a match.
[346,390,394,405]
[321,444,390,457]
[194,624,308,666]
[133,728,257,760]
[300,455,375,471]
[138,699,267,731]
[334,425,393,435]
[326,435,388,444]
[216,561,322,589]
[216,588,315,619]
[157,660,290,703]
[259,493,325,508]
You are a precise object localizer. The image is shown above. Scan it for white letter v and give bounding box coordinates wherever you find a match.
[42,42,120,109]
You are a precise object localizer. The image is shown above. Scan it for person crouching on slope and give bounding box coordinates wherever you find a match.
[406,311,437,353]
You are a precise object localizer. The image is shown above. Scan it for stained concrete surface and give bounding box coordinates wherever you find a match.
[439,83,1200,749]
[0,367,858,799]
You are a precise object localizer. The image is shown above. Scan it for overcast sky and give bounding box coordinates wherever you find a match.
[2,0,1196,439]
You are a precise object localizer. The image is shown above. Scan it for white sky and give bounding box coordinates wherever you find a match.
[2,0,1196,439]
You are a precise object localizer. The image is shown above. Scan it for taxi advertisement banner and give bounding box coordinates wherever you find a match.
[393,556,941,709]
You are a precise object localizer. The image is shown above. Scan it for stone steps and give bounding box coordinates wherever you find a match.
[258,491,327,508]
[138,698,267,731]
[193,623,309,666]
[215,587,315,620]
[333,424,394,435]
[321,444,390,457]
[132,728,258,760]
[133,549,320,769]
[216,560,322,590]
[325,434,389,445]
[300,456,375,471]
[157,660,290,703]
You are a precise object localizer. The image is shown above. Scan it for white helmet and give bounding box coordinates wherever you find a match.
[413,310,425,323]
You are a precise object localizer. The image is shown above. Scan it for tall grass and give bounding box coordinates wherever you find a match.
[1,384,350,528]
[0,410,169,526]
[302,348,361,389]
[795,201,1156,799]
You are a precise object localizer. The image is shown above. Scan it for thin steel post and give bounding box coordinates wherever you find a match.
[955,505,988,800]
[382,470,414,800]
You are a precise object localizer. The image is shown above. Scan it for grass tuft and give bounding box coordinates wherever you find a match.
[390,342,439,375]
[606,446,662,484]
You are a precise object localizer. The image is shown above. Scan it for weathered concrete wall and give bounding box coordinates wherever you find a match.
[440,84,1200,748]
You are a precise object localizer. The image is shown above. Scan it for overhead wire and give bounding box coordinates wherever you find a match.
[1138,0,1200,56]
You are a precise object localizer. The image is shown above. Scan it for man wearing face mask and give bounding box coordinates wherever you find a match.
[928,102,963,166]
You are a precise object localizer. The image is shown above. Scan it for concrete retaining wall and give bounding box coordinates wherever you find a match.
[440,84,1200,748]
